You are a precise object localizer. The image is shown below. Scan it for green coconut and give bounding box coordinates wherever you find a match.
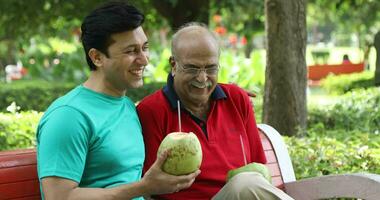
[226,162,272,183]
[157,132,202,175]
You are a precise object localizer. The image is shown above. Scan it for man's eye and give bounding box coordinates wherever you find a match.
[143,46,149,51]
[124,50,135,54]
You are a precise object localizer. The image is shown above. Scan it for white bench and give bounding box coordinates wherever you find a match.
[258,124,380,200]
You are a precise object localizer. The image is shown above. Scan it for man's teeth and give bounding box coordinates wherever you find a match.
[191,82,207,88]
[130,69,143,76]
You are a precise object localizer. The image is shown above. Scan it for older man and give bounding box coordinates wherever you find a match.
[137,23,294,200]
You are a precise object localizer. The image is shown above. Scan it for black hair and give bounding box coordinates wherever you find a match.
[81,1,144,70]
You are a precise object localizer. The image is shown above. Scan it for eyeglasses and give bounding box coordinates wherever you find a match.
[176,62,219,76]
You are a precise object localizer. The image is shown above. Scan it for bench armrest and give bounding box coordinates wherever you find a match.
[284,173,380,200]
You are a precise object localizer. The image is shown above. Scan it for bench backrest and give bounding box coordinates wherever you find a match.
[258,124,296,191]
[0,149,40,200]
[0,124,293,199]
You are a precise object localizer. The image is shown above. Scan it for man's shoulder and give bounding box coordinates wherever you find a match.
[218,83,247,98]
[46,86,84,111]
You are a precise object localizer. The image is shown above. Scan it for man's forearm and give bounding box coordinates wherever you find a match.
[43,178,149,200]
[67,181,148,200]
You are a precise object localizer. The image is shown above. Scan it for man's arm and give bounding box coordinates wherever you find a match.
[42,150,201,200]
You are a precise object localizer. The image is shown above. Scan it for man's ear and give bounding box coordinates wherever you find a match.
[169,56,176,76]
[88,48,105,68]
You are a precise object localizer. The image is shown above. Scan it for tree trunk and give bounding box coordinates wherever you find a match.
[374,31,380,86]
[263,0,307,136]
[150,0,210,30]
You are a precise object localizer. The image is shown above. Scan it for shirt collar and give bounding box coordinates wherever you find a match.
[163,73,227,109]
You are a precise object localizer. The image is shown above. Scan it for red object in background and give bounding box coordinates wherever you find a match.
[20,67,28,76]
[214,26,227,36]
[229,35,238,45]
[308,62,365,82]
[213,15,222,23]
[241,36,247,45]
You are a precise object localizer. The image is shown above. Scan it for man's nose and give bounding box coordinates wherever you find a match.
[195,69,208,82]
[137,51,149,66]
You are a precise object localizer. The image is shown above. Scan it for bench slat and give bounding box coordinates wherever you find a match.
[2,196,41,200]
[0,165,38,184]
[272,176,285,189]
[264,149,277,163]
[0,152,36,169]
[0,179,40,199]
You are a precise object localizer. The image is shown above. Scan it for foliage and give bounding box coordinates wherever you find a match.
[0,80,165,112]
[210,0,265,37]
[218,50,265,92]
[285,129,380,180]
[320,71,375,94]
[307,0,380,47]
[0,111,42,150]
[143,49,172,83]
[128,82,166,103]
[17,36,88,82]
[0,80,76,112]
[308,87,380,133]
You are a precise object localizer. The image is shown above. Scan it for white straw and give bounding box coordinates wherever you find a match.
[177,100,182,132]
[239,134,247,165]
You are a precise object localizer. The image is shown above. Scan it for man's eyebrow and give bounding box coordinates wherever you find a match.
[122,41,149,49]
[183,63,218,68]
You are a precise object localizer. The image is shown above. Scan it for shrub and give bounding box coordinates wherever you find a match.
[320,71,374,94]
[308,87,380,133]
[0,111,42,150]
[0,80,165,112]
[285,129,380,180]
[0,80,76,112]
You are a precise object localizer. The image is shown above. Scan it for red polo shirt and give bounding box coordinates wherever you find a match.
[137,75,266,200]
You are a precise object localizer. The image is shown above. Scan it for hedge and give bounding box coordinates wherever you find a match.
[0,111,42,150]
[0,80,165,112]
[308,87,380,133]
[320,71,374,95]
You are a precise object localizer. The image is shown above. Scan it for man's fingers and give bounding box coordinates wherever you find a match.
[176,170,201,184]
[153,149,170,168]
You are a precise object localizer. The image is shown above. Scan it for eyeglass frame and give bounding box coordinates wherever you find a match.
[174,59,220,76]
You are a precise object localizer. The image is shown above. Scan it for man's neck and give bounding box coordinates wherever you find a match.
[83,72,126,97]
[180,98,210,121]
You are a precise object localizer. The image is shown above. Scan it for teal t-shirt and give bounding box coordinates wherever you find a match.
[37,85,145,200]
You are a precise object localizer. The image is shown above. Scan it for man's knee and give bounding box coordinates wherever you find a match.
[228,172,272,193]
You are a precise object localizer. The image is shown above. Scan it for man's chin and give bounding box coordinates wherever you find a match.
[127,80,144,89]
[189,93,211,104]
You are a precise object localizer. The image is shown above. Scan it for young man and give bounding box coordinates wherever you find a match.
[36,2,199,200]
[137,23,294,200]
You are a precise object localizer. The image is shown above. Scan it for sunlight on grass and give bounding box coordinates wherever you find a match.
[308,86,340,107]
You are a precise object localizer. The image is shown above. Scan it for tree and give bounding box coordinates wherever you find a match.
[0,0,164,68]
[150,0,210,30]
[212,0,265,57]
[308,0,380,63]
[375,31,380,86]
[263,0,307,136]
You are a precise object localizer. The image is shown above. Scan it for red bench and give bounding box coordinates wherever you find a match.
[307,62,365,85]
[1,124,379,199]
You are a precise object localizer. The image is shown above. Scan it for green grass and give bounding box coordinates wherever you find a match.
[307,86,340,106]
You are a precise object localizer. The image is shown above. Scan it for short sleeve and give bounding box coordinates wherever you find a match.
[37,106,91,183]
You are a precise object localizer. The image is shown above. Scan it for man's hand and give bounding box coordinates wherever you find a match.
[41,150,200,200]
[141,150,201,195]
